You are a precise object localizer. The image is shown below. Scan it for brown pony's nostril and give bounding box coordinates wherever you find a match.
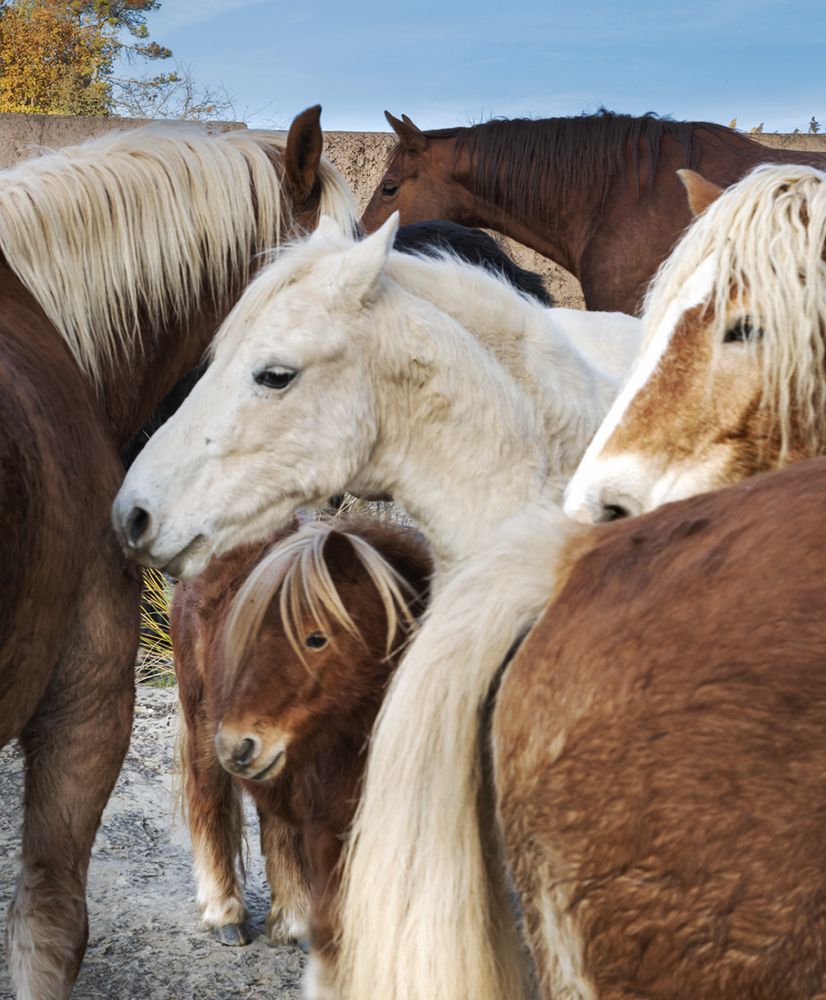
[234,738,256,768]
[126,505,152,545]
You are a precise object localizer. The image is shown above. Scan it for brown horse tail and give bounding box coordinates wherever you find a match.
[337,501,583,1000]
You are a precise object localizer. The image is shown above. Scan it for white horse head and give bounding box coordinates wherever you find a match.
[113,214,400,577]
[112,212,550,577]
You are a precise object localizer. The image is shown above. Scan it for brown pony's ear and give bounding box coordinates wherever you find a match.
[284,104,323,204]
[322,530,361,585]
[677,169,724,217]
[385,111,429,154]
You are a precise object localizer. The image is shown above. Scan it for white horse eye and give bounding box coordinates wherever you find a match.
[254,368,298,390]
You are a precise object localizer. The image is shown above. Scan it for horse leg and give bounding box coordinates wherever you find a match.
[302,824,342,1000]
[182,706,251,946]
[5,552,138,1000]
[259,809,310,943]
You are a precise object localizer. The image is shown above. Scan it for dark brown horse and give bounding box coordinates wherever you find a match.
[362,110,826,313]
[1,107,355,999]
[171,517,430,995]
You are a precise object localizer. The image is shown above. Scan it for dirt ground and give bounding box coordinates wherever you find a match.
[0,685,306,1000]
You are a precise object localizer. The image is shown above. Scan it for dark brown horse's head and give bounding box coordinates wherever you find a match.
[213,519,431,782]
[362,112,476,232]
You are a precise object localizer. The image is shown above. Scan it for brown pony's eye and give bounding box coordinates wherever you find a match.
[305,632,328,650]
[381,182,399,198]
[723,320,763,344]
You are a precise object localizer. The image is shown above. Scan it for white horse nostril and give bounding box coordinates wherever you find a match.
[127,506,151,546]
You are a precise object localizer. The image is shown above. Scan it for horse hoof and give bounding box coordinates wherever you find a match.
[213,922,253,946]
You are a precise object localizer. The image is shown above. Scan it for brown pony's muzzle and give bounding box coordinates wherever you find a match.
[214,724,286,781]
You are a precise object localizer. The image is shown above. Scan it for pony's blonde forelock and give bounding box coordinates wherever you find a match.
[643,163,826,460]
[224,520,418,684]
[0,124,355,386]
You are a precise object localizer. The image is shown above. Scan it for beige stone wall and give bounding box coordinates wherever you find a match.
[1,114,824,309]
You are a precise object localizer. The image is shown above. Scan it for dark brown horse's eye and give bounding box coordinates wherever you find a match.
[723,320,763,344]
[381,182,399,198]
[305,632,328,650]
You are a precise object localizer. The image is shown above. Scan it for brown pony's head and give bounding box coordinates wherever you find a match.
[565,164,826,523]
[362,112,477,231]
[213,518,431,782]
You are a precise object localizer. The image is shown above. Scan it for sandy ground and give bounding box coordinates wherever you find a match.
[0,685,306,1000]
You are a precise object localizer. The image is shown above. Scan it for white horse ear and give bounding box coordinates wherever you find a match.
[338,212,399,303]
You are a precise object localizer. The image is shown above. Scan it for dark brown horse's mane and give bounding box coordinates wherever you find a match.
[416,109,754,223]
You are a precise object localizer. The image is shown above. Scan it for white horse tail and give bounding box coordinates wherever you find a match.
[337,500,581,1000]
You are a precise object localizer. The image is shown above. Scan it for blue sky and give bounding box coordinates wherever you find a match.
[141,0,826,133]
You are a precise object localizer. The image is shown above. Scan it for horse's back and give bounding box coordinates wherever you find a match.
[495,458,826,999]
[0,271,125,744]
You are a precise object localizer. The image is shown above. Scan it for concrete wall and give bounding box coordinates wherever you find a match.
[2,113,826,308]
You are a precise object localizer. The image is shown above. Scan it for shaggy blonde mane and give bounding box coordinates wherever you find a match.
[643,163,826,460]
[0,124,355,384]
[224,519,420,683]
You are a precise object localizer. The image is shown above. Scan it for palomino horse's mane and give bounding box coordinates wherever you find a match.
[395,109,751,224]
[0,124,355,385]
[224,519,422,682]
[642,163,826,461]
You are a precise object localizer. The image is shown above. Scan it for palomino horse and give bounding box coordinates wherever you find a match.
[1,108,355,1000]
[112,213,639,999]
[120,218,552,468]
[172,517,430,993]
[363,110,826,313]
[565,163,826,523]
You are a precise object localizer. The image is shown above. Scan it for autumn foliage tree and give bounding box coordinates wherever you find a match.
[0,1,230,118]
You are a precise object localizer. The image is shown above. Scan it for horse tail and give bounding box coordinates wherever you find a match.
[337,501,580,1000]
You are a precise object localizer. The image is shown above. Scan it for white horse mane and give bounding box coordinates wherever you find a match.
[0,124,355,384]
[643,163,826,459]
[224,519,420,681]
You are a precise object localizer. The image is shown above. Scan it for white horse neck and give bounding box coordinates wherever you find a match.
[358,281,550,572]
[384,252,625,476]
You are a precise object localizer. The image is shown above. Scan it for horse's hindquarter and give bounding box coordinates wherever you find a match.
[494,459,826,999]
[0,278,125,745]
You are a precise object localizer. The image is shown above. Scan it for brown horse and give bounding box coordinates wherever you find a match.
[1,108,355,999]
[494,456,826,999]
[171,517,430,994]
[362,109,826,313]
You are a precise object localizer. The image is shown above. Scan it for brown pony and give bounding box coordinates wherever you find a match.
[1,108,355,999]
[171,517,430,993]
[362,109,826,313]
[494,456,826,999]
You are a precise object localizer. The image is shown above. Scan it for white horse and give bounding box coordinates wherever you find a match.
[112,215,635,998]
[565,164,826,523]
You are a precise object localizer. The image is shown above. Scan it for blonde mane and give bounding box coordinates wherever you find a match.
[643,163,826,460]
[0,124,355,384]
[224,519,421,683]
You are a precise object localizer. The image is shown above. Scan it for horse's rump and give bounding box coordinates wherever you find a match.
[496,458,826,998]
